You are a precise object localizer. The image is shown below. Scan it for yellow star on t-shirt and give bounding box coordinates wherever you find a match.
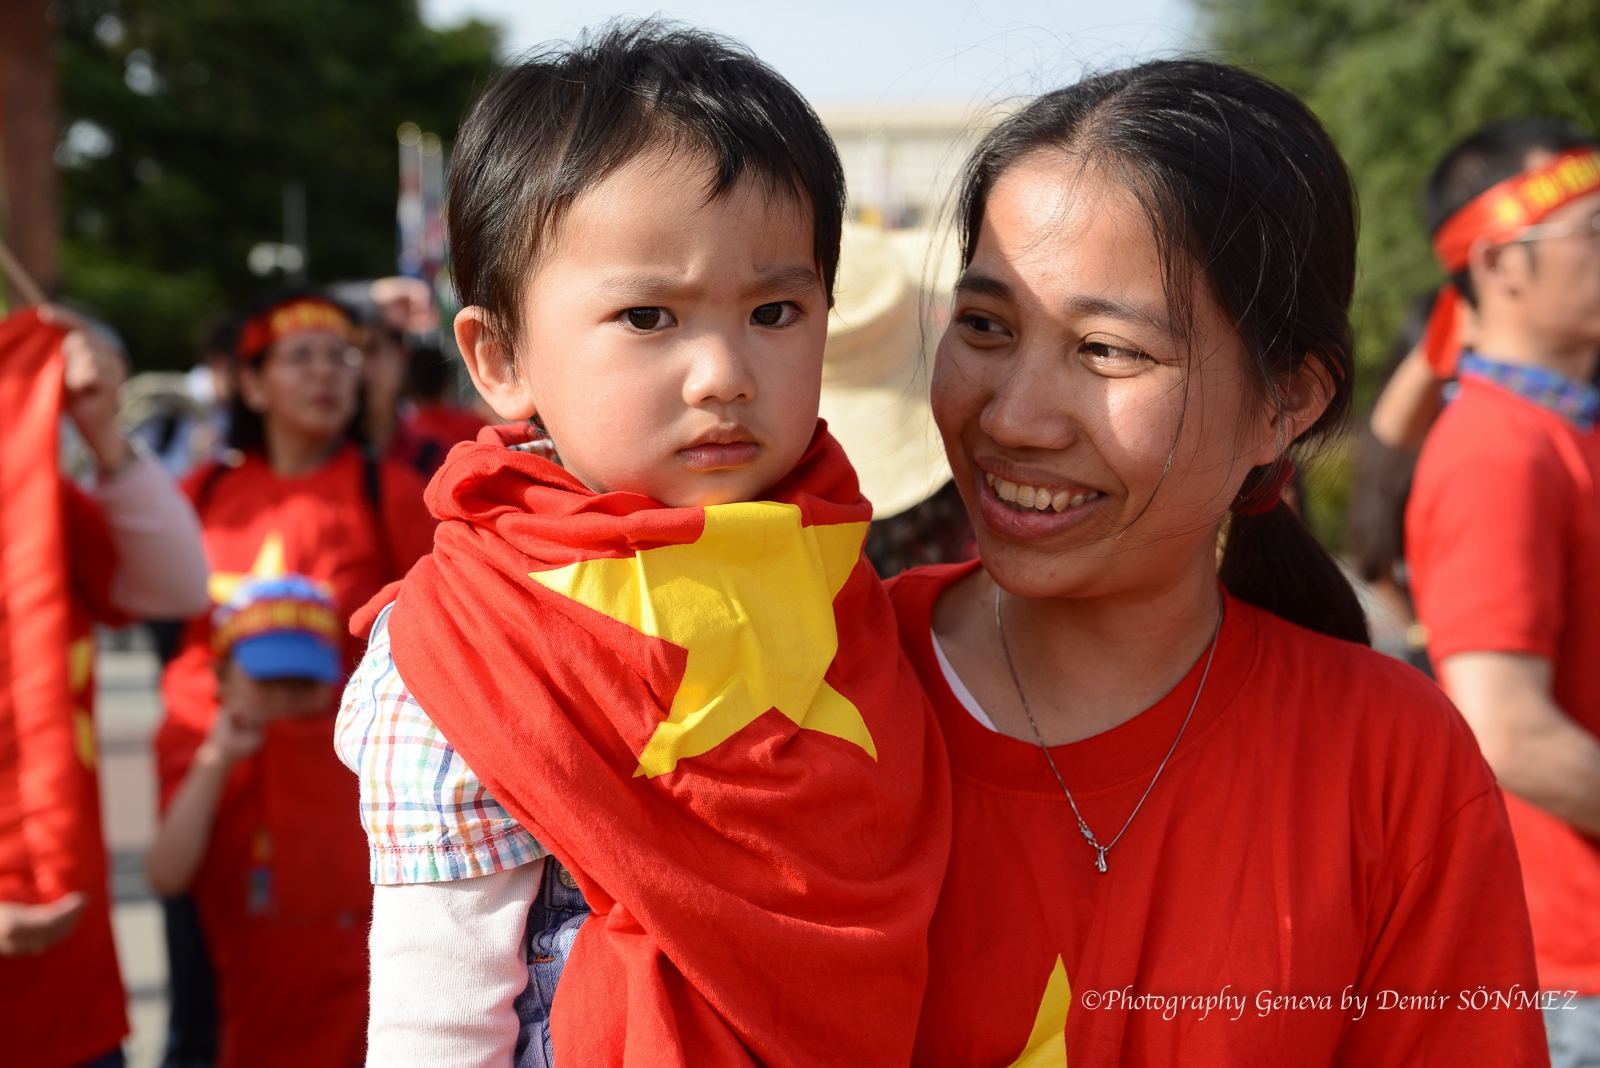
[528,501,875,778]
[1005,955,1071,1067]
[207,530,286,605]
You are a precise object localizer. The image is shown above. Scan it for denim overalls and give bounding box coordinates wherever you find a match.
[512,855,591,1068]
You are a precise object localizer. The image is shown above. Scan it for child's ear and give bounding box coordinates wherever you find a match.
[456,307,539,422]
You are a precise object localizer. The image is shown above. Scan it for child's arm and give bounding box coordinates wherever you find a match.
[337,604,548,1066]
[367,864,541,1068]
[146,692,262,897]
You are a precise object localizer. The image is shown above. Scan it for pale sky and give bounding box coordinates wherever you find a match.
[421,0,1202,104]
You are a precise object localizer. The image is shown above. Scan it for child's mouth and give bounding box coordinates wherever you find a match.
[677,441,761,471]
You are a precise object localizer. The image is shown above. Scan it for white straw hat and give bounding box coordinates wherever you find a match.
[820,224,957,518]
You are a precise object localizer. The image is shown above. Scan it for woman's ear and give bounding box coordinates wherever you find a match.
[456,307,538,422]
[1251,354,1336,465]
[235,362,269,414]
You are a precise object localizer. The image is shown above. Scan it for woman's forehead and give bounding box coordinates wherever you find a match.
[976,161,1166,302]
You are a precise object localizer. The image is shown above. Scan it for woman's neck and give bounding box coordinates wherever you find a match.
[933,541,1224,746]
[263,424,345,477]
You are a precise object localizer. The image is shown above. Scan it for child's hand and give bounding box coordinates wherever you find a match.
[207,661,270,765]
[202,700,266,767]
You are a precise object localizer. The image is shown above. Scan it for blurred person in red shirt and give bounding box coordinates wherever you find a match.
[1405,119,1600,1063]
[154,293,436,1068]
[1,305,210,1068]
[336,276,486,478]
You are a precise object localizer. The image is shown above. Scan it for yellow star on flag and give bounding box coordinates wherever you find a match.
[208,530,287,605]
[528,501,874,777]
[1005,955,1071,1068]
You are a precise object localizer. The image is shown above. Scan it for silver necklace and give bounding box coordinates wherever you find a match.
[993,588,1222,873]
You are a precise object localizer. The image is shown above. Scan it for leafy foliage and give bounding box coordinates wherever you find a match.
[54,0,499,367]
[1198,0,1600,548]
[1198,0,1600,399]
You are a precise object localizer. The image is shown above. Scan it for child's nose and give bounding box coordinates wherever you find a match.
[684,336,757,405]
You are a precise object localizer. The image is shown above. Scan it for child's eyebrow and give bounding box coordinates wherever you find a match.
[596,264,820,303]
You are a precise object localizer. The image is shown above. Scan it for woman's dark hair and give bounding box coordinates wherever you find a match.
[226,289,367,454]
[955,60,1369,644]
[1423,117,1595,306]
[447,20,846,354]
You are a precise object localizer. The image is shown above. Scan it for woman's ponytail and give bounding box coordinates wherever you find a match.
[1220,477,1370,644]
[1218,457,1370,645]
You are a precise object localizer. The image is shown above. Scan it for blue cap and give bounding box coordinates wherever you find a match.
[212,573,344,684]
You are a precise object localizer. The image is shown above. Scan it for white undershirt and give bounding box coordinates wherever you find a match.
[931,628,999,732]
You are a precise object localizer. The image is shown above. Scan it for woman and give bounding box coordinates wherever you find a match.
[154,293,436,1068]
[891,62,1546,1064]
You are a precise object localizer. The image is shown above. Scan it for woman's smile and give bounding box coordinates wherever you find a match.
[975,465,1107,539]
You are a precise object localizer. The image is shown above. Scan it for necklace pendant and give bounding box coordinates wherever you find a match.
[1094,847,1108,873]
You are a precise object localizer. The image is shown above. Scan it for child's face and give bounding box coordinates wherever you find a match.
[217,658,334,722]
[458,152,829,507]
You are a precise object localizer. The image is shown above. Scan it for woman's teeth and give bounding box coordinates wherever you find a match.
[985,472,1102,513]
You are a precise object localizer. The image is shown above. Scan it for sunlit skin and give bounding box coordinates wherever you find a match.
[930,157,1330,746]
[236,329,363,476]
[1469,157,1600,381]
[456,150,828,508]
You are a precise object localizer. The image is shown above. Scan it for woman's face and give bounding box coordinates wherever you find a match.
[239,329,363,447]
[933,156,1286,601]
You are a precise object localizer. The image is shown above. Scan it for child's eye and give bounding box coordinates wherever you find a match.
[751,302,797,327]
[623,307,675,331]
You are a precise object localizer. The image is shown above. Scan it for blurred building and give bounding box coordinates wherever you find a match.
[816,101,996,232]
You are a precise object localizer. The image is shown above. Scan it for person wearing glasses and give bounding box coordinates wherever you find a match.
[1404,119,1600,1067]
[152,293,437,1068]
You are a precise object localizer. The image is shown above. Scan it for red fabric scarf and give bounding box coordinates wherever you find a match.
[0,309,87,905]
[365,422,950,1067]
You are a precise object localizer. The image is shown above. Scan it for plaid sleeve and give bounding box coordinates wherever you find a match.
[336,604,545,884]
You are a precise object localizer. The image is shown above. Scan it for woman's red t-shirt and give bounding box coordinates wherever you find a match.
[889,563,1546,1067]
[156,444,436,1068]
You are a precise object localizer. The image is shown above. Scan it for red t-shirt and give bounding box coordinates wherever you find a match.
[1407,374,1600,993]
[3,483,131,1068]
[156,444,436,1068]
[890,563,1545,1067]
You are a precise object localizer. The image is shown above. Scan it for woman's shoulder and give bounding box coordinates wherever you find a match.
[1238,599,1489,785]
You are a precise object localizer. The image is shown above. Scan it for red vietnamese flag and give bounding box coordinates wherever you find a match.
[366,421,951,1068]
[0,308,86,906]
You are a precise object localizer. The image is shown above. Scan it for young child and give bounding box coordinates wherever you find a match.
[336,23,951,1068]
[149,573,370,1068]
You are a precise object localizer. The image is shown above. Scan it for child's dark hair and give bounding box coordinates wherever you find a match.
[1423,118,1596,307]
[956,59,1369,644]
[448,21,846,353]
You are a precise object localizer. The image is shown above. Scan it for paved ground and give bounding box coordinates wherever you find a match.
[98,630,169,1068]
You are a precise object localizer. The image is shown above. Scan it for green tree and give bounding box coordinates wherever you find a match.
[1199,0,1600,393]
[54,0,500,368]
[1197,0,1600,545]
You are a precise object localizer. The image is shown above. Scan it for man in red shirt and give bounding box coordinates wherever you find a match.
[1407,119,1600,1064]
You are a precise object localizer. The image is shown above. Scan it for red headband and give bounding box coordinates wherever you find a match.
[236,297,354,362]
[1421,146,1600,377]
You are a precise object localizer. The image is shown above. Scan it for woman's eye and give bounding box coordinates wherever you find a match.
[624,307,674,331]
[958,313,1008,338]
[751,302,796,327]
[1083,341,1148,364]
